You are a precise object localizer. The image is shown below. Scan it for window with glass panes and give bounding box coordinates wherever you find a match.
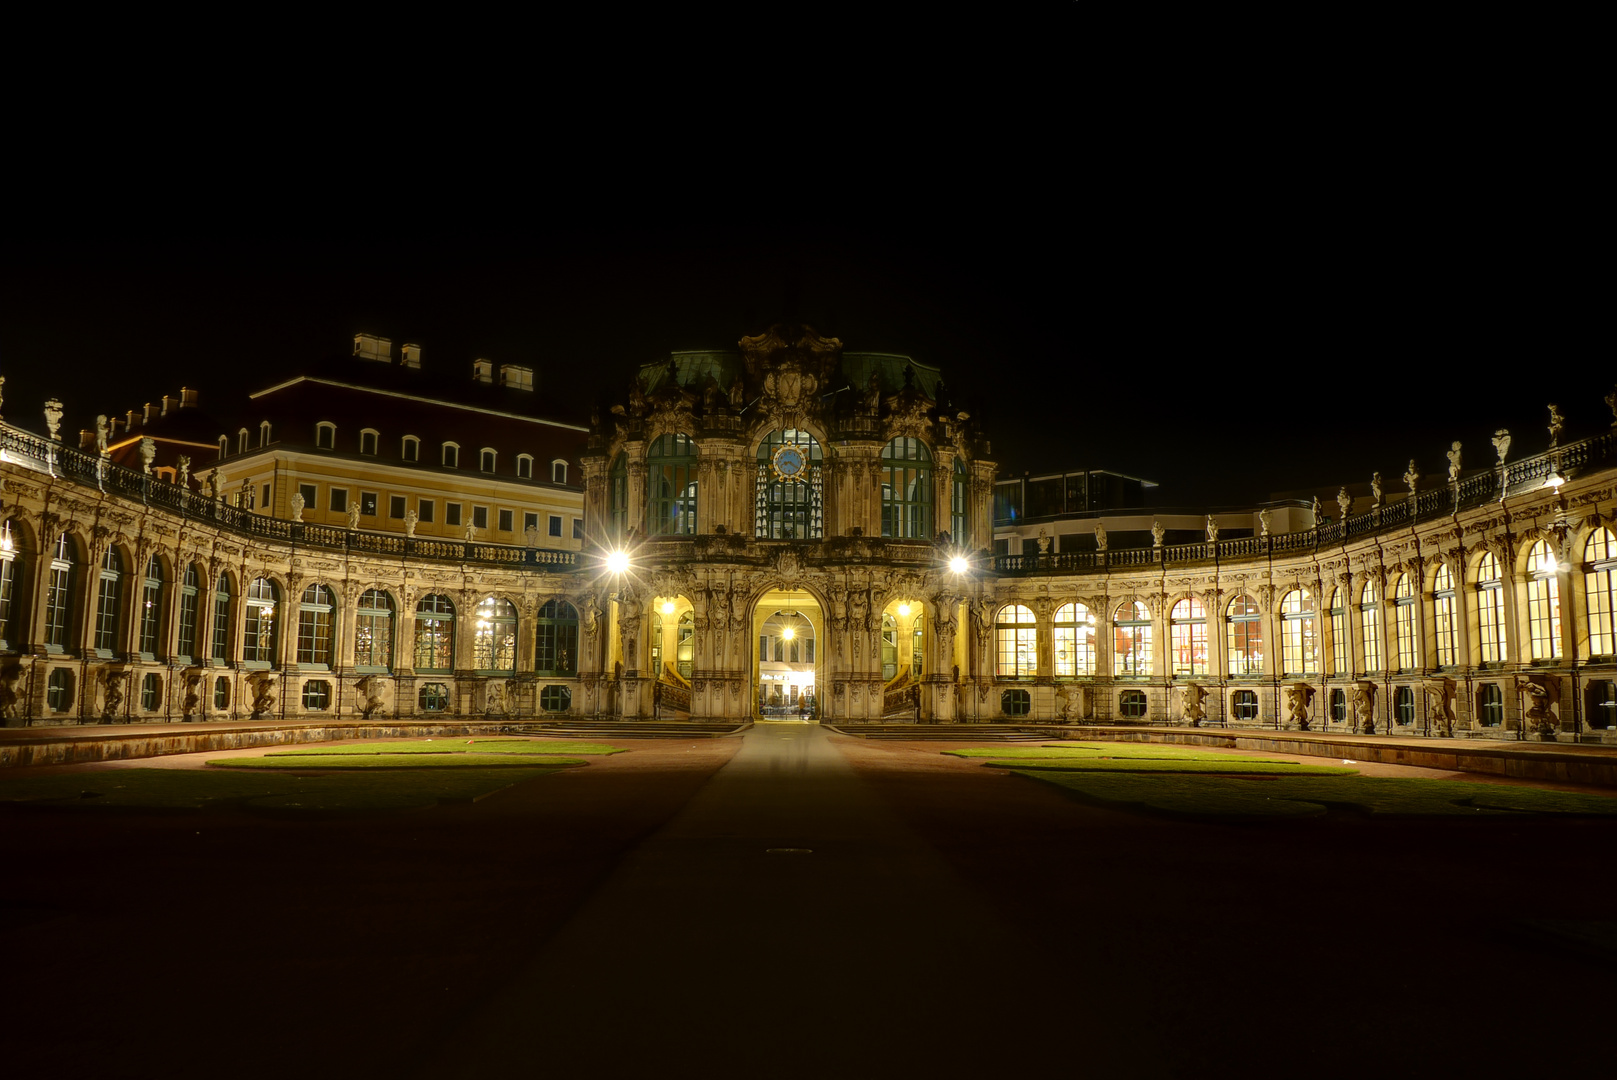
[1525,540,1562,660]
[352,589,392,670]
[1395,686,1415,725]
[141,672,160,711]
[94,548,123,655]
[882,612,898,680]
[212,573,232,661]
[138,556,163,658]
[1330,589,1350,674]
[880,437,931,539]
[414,595,455,672]
[176,565,199,660]
[1392,574,1418,671]
[676,611,694,679]
[1232,689,1259,721]
[755,429,822,540]
[1476,552,1506,663]
[535,599,578,676]
[243,578,278,665]
[1588,680,1616,730]
[1433,565,1458,667]
[1280,589,1318,675]
[1053,602,1096,677]
[997,604,1038,678]
[0,528,20,650]
[1360,581,1383,673]
[1226,595,1263,676]
[911,612,924,677]
[1585,529,1617,656]
[648,433,698,536]
[472,597,517,673]
[45,533,73,651]
[1170,598,1207,676]
[1113,601,1152,677]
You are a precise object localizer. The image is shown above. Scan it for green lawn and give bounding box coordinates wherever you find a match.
[214,754,588,770]
[0,766,567,812]
[947,744,1307,764]
[260,738,624,757]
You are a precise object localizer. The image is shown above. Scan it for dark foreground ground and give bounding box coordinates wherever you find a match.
[3,726,1613,1080]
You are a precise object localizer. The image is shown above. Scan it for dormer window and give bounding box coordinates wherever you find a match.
[480,448,496,473]
[551,459,567,484]
[316,422,336,450]
[217,436,229,460]
[442,442,459,469]
[259,420,272,447]
[402,436,420,463]
[237,428,249,454]
[360,429,379,456]
[516,454,534,479]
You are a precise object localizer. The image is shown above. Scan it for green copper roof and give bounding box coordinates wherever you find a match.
[841,352,942,398]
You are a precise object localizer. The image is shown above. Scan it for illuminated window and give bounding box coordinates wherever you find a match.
[755,429,822,540]
[297,586,336,669]
[997,604,1038,678]
[1476,552,1506,663]
[212,573,232,661]
[413,594,455,673]
[677,610,694,680]
[354,589,393,672]
[1113,601,1152,677]
[535,599,578,676]
[94,547,123,657]
[1053,602,1096,677]
[1001,688,1031,717]
[472,597,517,673]
[541,685,572,712]
[1119,689,1147,718]
[1392,574,1418,671]
[1585,529,1617,657]
[1226,594,1263,676]
[138,555,163,659]
[648,433,698,536]
[1280,589,1318,676]
[315,422,335,450]
[44,533,74,652]
[1360,580,1383,673]
[1232,689,1259,722]
[1525,540,1562,660]
[419,682,449,712]
[176,564,200,661]
[1433,565,1458,667]
[1169,597,1207,676]
[0,520,22,651]
[243,577,279,666]
[880,437,932,539]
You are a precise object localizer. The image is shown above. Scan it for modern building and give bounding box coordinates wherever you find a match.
[1,324,1614,740]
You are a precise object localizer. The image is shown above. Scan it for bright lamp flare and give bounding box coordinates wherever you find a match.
[661,600,675,615]
[897,603,911,617]
[782,626,795,640]
[949,556,969,574]
[606,550,629,574]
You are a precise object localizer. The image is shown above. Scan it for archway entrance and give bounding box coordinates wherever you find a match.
[880,596,925,719]
[753,588,823,722]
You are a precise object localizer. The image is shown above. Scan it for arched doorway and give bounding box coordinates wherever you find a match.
[880,596,925,719]
[650,594,694,719]
[752,588,823,721]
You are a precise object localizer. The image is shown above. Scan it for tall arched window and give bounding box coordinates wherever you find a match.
[880,437,931,539]
[413,594,455,672]
[997,604,1037,678]
[650,611,664,675]
[1053,602,1096,677]
[1226,595,1262,676]
[243,577,279,666]
[354,589,393,671]
[1360,580,1383,673]
[911,611,924,677]
[1170,598,1207,676]
[0,522,27,652]
[1113,601,1152,677]
[1392,574,1417,671]
[473,597,517,673]
[94,548,124,657]
[755,429,822,540]
[951,459,969,544]
[1329,588,1349,674]
[881,612,899,680]
[1585,529,1617,657]
[176,564,200,661]
[1433,565,1458,667]
[676,610,694,680]
[212,573,232,662]
[535,599,578,676]
[45,533,75,652]
[647,433,698,536]
[1476,552,1506,663]
[1280,589,1318,675]
[138,555,163,659]
[609,452,628,542]
[1525,539,1562,660]
[296,585,335,668]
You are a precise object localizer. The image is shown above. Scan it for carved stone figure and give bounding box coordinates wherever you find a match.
[248,674,275,719]
[100,669,126,722]
[212,467,227,501]
[484,681,507,717]
[1403,460,1419,495]
[730,378,746,409]
[95,415,110,456]
[464,523,476,542]
[356,676,386,719]
[1516,674,1560,738]
[1446,441,1462,483]
[1283,683,1314,730]
[1311,496,1323,525]
[1094,522,1108,551]
[176,455,190,488]
[1260,507,1273,539]
[581,592,602,639]
[1336,489,1351,520]
[181,669,202,720]
[1151,519,1165,547]
[1371,472,1383,506]
[1037,528,1051,555]
[865,374,881,414]
[849,588,869,634]
[0,664,20,720]
[1351,681,1376,734]
[524,524,539,547]
[1547,403,1564,448]
[44,398,63,442]
[1180,682,1207,727]
[1205,516,1218,544]
[1420,676,1457,737]
[1056,683,1076,722]
[289,492,305,521]
[1492,429,1511,464]
[405,510,418,538]
[139,437,156,475]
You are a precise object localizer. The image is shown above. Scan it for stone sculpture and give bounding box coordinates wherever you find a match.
[44,398,63,442]
[1094,521,1108,551]
[1284,683,1314,731]
[1547,403,1564,448]
[405,510,418,538]
[1492,429,1511,464]
[289,492,305,521]
[1446,441,1462,483]
[1180,682,1207,727]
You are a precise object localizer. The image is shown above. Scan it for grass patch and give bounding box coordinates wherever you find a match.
[262,738,623,757]
[988,758,1356,776]
[946,745,1306,764]
[212,754,587,770]
[1016,770,1617,819]
[0,767,566,811]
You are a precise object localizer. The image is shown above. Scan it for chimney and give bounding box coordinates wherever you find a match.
[499,364,534,391]
[162,394,179,416]
[472,360,494,384]
[126,409,142,431]
[143,402,156,424]
[353,333,392,362]
[400,343,422,369]
[180,387,199,408]
[79,429,96,451]
[110,417,124,440]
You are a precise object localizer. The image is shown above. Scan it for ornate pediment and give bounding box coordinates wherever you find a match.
[738,324,842,430]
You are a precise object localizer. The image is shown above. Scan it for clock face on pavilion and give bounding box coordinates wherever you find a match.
[771,444,807,482]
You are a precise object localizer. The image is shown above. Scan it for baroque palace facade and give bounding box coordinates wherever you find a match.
[1,326,1615,739]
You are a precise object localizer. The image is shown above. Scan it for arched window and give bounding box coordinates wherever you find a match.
[880,437,931,539]
[259,420,272,447]
[676,610,694,680]
[1395,686,1415,725]
[997,604,1037,678]
[1585,529,1617,657]
[138,555,163,659]
[414,594,455,673]
[647,433,698,536]
[176,564,200,661]
[360,429,378,456]
[882,612,899,681]
[609,452,628,542]
[1392,574,1418,671]
[0,521,28,651]
[1329,588,1349,674]
[473,597,517,673]
[1170,598,1207,676]
[1525,539,1562,660]
[354,589,393,671]
[535,599,578,676]
[45,533,75,652]
[217,435,229,460]
[650,610,664,675]
[442,442,459,469]
[755,429,822,540]
[237,428,249,454]
[94,547,123,657]
[1360,580,1383,673]
[1478,683,1503,726]
[1113,601,1152,677]
[551,459,567,484]
[911,611,924,677]
[1280,589,1318,676]
[516,454,533,480]
[315,422,335,450]
[1232,689,1259,722]
[1476,552,1506,663]
[1226,595,1262,676]
[243,577,279,666]
[212,573,232,661]
[1053,602,1096,677]
[480,448,496,473]
[402,435,420,463]
[1433,565,1458,667]
[951,458,969,544]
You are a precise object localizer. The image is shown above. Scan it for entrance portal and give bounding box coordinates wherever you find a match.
[753,588,823,721]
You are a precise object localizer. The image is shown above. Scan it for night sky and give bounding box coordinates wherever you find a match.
[3,144,1601,511]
